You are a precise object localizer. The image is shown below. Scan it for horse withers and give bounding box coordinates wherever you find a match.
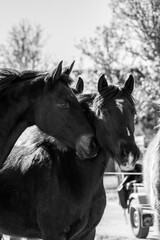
[0,61,98,167]
[0,75,139,240]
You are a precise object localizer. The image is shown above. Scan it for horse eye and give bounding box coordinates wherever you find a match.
[60,101,70,108]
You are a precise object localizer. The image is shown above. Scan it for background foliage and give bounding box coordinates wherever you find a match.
[77,0,160,141]
[0,20,53,71]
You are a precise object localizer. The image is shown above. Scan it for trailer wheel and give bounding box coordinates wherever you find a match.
[129,199,149,238]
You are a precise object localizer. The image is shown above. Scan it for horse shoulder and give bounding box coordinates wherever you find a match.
[0,143,53,195]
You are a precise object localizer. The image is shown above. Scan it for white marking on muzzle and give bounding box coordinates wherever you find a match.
[120,152,135,171]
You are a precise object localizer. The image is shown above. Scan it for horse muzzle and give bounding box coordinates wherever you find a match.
[76,136,99,160]
[120,152,136,171]
[119,145,140,172]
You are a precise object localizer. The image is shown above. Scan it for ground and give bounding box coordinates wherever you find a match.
[96,202,158,240]
[95,176,159,240]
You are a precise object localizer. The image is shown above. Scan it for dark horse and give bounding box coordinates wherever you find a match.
[143,128,160,238]
[0,61,98,167]
[0,75,140,240]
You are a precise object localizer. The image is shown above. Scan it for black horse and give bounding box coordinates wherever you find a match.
[0,75,140,240]
[0,61,98,168]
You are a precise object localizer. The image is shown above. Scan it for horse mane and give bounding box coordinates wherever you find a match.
[78,93,99,130]
[4,126,67,173]
[0,68,73,97]
[16,126,68,154]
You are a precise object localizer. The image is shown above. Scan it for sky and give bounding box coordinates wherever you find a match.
[0,0,112,65]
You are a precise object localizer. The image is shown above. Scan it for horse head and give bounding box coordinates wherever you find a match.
[78,74,140,170]
[33,61,98,159]
[94,74,140,171]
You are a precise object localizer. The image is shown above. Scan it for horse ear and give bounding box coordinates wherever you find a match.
[52,61,63,80]
[63,61,75,75]
[98,74,108,93]
[44,61,63,89]
[124,75,134,94]
[76,77,84,93]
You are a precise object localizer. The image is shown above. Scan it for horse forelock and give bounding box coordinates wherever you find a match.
[95,85,135,109]
[58,74,73,86]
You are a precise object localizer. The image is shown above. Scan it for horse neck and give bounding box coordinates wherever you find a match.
[0,95,33,168]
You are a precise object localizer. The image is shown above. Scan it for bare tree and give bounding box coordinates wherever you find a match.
[77,26,128,85]
[0,20,50,71]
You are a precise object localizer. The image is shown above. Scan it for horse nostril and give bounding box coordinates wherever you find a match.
[75,135,99,159]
